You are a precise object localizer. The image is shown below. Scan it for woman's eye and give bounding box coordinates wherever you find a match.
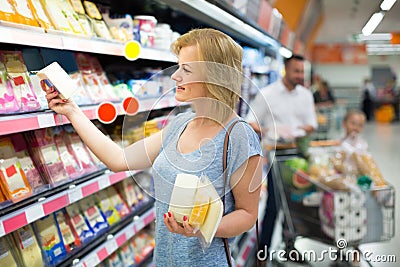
[183,67,191,73]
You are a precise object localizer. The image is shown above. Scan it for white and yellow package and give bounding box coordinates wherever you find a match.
[168,173,223,250]
[83,1,112,40]
[12,225,44,267]
[0,235,19,267]
[27,0,54,30]
[12,0,39,27]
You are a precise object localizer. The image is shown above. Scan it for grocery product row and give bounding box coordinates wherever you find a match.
[0,48,176,115]
[0,172,154,267]
[0,0,180,49]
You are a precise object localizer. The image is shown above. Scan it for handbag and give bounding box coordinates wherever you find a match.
[222,120,260,267]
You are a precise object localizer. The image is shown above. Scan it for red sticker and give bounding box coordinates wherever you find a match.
[6,165,17,177]
[97,102,117,124]
[13,76,25,86]
[122,96,139,116]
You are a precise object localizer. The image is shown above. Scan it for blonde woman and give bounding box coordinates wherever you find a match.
[43,28,262,266]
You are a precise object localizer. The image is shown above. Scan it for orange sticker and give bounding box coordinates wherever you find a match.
[122,97,139,116]
[97,102,117,124]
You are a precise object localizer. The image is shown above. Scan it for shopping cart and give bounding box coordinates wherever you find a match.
[267,142,395,267]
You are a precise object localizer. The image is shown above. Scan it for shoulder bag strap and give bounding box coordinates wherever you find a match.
[222,120,260,267]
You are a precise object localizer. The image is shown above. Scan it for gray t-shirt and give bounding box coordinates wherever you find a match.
[152,111,262,266]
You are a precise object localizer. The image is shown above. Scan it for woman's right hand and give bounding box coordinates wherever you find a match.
[40,80,78,117]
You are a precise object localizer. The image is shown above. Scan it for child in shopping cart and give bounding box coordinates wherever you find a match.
[341,110,366,145]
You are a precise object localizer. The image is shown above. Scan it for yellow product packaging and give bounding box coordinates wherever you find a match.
[83,1,113,40]
[12,225,44,267]
[27,0,54,30]
[0,235,20,267]
[0,0,19,23]
[96,190,120,225]
[40,0,73,33]
[12,0,39,27]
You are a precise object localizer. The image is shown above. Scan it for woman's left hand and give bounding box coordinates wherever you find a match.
[164,212,197,237]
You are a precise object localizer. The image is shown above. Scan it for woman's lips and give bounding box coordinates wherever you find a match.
[176,86,185,91]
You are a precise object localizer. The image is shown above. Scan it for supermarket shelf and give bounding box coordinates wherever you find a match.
[0,170,138,238]
[0,24,176,62]
[72,207,156,267]
[0,95,181,135]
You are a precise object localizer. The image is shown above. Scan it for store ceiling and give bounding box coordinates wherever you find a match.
[315,0,400,43]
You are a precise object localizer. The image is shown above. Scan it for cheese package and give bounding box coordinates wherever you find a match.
[27,0,54,30]
[10,133,46,191]
[0,137,32,201]
[12,225,44,267]
[168,173,223,250]
[78,195,109,235]
[13,0,39,27]
[115,178,139,208]
[0,60,20,114]
[0,0,19,24]
[0,235,19,267]
[54,209,81,253]
[65,203,94,244]
[25,128,69,185]
[0,51,41,112]
[40,0,72,32]
[106,186,130,218]
[83,1,113,40]
[35,215,67,265]
[68,0,95,37]
[96,190,120,226]
[37,62,77,100]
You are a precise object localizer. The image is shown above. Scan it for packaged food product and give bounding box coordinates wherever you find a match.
[10,133,46,191]
[40,0,73,33]
[79,195,108,235]
[0,189,6,203]
[0,137,32,201]
[133,15,157,47]
[0,235,19,267]
[25,128,69,185]
[68,0,95,37]
[13,0,39,27]
[0,51,41,112]
[65,203,94,244]
[89,56,120,102]
[0,60,19,114]
[83,1,113,40]
[27,0,54,30]
[12,225,44,267]
[0,0,19,24]
[54,209,81,253]
[35,215,67,265]
[116,178,139,208]
[107,251,124,267]
[119,242,134,266]
[96,190,120,226]
[106,186,130,218]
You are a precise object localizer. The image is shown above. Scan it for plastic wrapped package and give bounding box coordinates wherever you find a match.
[0,235,20,267]
[25,128,69,185]
[106,186,130,218]
[106,251,124,267]
[53,127,84,179]
[83,1,113,40]
[0,0,19,24]
[78,195,109,235]
[40,0,73,33]
[69,72,93,105]
[96,190,120,226]
[12,225,44,267]
[0,137,32,201]
[12,0,39,27]
[65,203,94,244]
[34,215,67,265]
[90,56,120,102]
[0,60,20,114]
[27,0,54,30]
[115,178,139,208]
[10,133,47,191]
[0,51,41,112]
[54,209,82,253]
[119,242,134,266]
[68,0,95,37]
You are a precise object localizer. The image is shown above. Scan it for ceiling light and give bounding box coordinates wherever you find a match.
[358,33,392,41]
[362,12,385,36]
[380,0,397,11]
[279,47,292,58]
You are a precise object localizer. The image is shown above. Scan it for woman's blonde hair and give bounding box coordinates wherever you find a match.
[171,28,243,123]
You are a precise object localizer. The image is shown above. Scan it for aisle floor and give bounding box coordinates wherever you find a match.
[270,122,400,267]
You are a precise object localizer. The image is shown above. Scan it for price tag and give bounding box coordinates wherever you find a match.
[98,176,110,190]
[125,224,135,239]
[26,205,45,223]
[0,222,5,237]
[105,240,118,254]
[84,254,99,267]
[135,218,145,232]
[37,113,56,128]
[68,188,83,203]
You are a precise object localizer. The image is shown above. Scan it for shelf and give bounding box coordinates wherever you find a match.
[72,207,155,267]
[0,170,138,238]
[0,24,176,62]
[0,95,181,135]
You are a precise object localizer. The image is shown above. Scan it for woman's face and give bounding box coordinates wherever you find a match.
[171,45,209,102]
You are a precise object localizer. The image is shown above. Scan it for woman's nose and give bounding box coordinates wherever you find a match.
[171,69,181,81]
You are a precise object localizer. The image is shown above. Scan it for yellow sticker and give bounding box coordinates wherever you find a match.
[124,41,141,61]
